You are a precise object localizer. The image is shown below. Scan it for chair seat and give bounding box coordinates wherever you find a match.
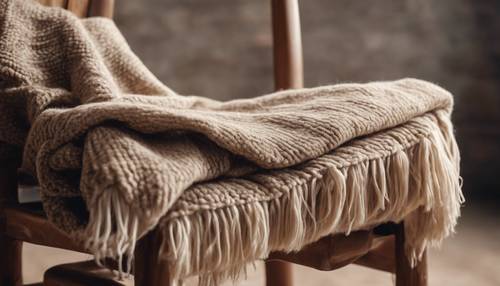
[3,200,395,276]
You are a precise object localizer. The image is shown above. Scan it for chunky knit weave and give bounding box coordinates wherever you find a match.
[0,0,463,285]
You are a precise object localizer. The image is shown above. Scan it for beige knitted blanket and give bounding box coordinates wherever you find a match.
[0,0,463,284]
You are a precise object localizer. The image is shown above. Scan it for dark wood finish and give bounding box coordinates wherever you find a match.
[37,0,115,19]
[134,229,171,286]
[66,0,90,18]
[0,149,23,286]
[269,230,374,271]
[88,0,114,19]
[3,205,87,253]
[0,151,20,208]
[271,0,303,90]
[354,236,396,273]
[265,261,293,286]
[395,223,428,286]
[36,0,66,8]
[0,235,23,286]
[43,261,125,286]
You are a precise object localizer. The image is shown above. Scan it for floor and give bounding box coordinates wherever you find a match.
[22,206,500,286]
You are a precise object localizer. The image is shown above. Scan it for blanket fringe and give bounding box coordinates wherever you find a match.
[80,110,463,285]
[159,110,463,285]
[81,190,142,277]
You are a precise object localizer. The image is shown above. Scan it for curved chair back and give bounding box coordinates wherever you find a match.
[37,0,114,18]
[37,0,302,89]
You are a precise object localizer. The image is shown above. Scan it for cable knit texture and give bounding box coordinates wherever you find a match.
[0,0,463,284]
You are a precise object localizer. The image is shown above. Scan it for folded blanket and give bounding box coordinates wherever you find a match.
[0,0,463,284]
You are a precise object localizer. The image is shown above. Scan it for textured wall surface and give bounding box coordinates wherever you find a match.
[114,0,500,199]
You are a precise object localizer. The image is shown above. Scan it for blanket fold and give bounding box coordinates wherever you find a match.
[0,0,463,285]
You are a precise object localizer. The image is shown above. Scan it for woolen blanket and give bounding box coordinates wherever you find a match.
[0,0,463,284]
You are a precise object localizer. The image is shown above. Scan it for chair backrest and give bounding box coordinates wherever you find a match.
[271,0,303,90]
[37,0,303,89]
[37,0,114,18]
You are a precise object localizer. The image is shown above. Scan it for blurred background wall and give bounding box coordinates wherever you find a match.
[114,0,500,205]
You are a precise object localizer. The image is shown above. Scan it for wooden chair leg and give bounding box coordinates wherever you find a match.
[265,261,293,286]
[134,229,170,286]
[395,223,428,286]
[0,234,23,286]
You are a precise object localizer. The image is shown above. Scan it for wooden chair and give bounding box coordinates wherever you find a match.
[0,0,427,285]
